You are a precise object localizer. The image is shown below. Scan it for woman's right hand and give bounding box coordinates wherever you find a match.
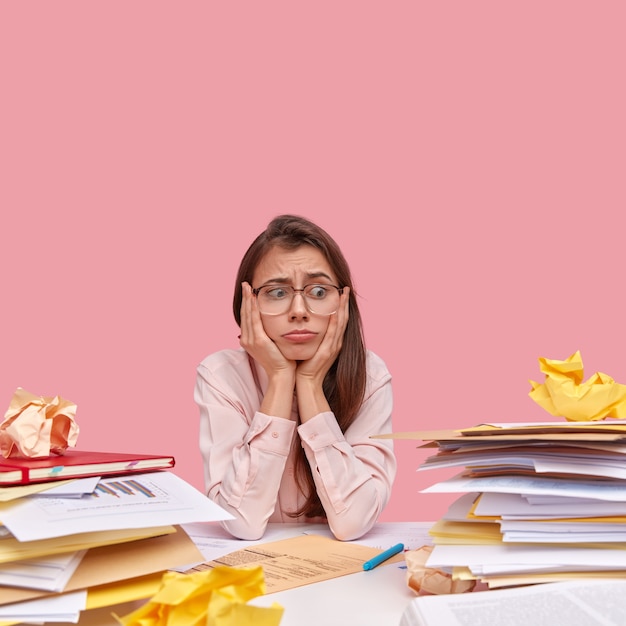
[239,282,296,379]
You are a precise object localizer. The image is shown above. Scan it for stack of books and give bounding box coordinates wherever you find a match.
[0,450,232,622]
[395,420,626,589]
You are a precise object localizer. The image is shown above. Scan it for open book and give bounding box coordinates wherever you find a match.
[400,580,626,626]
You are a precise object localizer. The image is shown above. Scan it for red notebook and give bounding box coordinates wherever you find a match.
[0,450,175,486]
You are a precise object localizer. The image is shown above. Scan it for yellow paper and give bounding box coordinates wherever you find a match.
[428,519,504,545]
[116,566,283,626]
[0,526,198,608]
[529,351,626,421]
[0,575,166,626]
[87,573,165,609]
[0,479,77,502]
[0,387,79,457]
[0,525,176,565]
[186,533,405,594]
[483,569,626,589]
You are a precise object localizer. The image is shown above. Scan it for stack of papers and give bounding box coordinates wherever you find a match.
[0,465,233,622]
[390,420,626,589]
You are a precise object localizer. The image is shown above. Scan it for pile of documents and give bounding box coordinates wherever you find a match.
[404,420,626,589]
[0,463,233,623]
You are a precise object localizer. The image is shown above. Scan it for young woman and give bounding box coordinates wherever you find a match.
[194,214,396,540]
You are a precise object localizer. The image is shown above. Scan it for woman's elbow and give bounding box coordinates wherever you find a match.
[327,498,383,541]
[220,517,267,541]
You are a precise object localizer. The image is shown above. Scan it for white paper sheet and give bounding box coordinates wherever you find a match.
[421,474,626,501]
[0,590,87,623]
[474,491,626,518]
[0,550,86,591]
[426,543,626,569]
[0,471,234,541]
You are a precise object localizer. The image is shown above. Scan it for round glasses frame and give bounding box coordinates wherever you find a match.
[252,284,344,316]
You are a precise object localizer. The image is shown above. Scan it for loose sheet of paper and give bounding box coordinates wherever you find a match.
[0,590,87,623]
[0,526,202,609]
[0,471,234,541]
[473,491,626,519]
[0,479,84,502]
[421,473,626,501]
[0,526,176,565]
[0,550,86,592]
[401,579,626,626]
[185,534,406,594]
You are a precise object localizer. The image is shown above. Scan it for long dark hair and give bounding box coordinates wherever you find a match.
[233,214,367,518]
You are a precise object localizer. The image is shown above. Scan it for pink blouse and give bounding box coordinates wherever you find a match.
[194,348,396,540]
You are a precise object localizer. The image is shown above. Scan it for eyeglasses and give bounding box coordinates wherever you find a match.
[252,284,344,316]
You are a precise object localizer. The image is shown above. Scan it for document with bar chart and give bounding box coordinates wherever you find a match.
[0,471,234,541]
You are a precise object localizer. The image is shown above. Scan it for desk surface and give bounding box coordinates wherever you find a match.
[16,522,430,626]
[79,560,415,626]
[250,558,416,626]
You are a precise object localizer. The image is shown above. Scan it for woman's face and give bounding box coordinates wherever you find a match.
[252,245,339,361]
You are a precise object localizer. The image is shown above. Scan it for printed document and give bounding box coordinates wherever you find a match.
[185,533,406,594]
[400,579,626,626]
[0,471,233,541]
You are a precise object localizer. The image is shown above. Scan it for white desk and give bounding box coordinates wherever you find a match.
[250,558,416,626]
[65,562,415,626]
[186,520,431,625]
[15,522,430,625]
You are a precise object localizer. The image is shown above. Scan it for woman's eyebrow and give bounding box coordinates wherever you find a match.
[261,271,334,285]
[305,271,334,282]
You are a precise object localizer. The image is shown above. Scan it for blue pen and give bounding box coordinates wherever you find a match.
[362,543,405,571]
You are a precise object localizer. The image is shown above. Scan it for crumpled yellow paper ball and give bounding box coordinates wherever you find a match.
[0,387,79,458]
[529,351,626,421]
[405,546,476,595]
[115,566,283,626]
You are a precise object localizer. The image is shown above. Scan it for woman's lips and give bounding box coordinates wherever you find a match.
[283,330,317,343]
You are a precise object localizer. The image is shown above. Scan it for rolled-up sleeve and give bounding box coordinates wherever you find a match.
[195,354,296,540]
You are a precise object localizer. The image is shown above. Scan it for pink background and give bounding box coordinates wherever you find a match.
[2,3,625,522]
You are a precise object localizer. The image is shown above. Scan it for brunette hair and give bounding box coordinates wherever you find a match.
[233,214,367,518]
